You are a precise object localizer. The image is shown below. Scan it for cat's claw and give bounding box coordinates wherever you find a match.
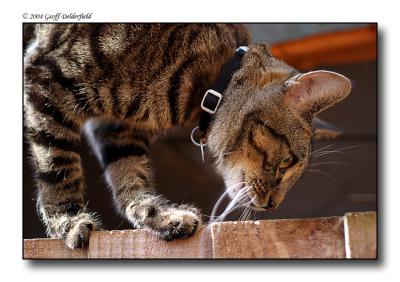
[52,212,102,249]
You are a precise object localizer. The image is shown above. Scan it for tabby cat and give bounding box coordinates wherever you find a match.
[24,24,351,249]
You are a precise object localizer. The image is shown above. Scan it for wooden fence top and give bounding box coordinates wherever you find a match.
[23,211,376,259]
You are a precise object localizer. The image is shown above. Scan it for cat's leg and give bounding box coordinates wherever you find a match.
[85,120,201,240]
[25,89,101,249]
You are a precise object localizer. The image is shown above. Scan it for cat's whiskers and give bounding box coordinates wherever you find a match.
[210,182,248,221]
[311,145,361,159]
[210,186,253,223]
[312,150,347,158]
[245,207,252,221]
[238,206,250,221]
[217,190,255,222]
[238,207,248,221]
[309,161,348,167]
[311,144,334,154]
[307,144,362,188]
[308,145,360,184]
[238,195,256,221]
[215,188,251,220]
[210,187,249,222]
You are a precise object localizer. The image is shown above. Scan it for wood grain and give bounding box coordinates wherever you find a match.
[23,238,87,259]
[211,217,345,258]
[88,227,212,259]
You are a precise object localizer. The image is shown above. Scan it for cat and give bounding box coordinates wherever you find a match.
[24,23,351,249]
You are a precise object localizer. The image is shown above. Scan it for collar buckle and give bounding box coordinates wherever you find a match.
[201,89,222,115]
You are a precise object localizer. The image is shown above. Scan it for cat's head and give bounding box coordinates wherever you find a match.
[207,44,351,212]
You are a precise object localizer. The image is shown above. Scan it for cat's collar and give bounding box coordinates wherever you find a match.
[198,46,248,130]
[191,46,248,159]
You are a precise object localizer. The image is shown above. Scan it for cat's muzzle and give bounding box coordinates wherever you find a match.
[250,189,278,211]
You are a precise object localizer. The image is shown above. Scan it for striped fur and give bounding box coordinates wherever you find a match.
[24,24,351,249]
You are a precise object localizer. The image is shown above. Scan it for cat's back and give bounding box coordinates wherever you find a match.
[25,23,251,94]
[28,23,250,65]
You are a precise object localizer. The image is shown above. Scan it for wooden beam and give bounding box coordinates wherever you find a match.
[23,238,87,259]
[211,217,345,258]
[271,25,377,71]
[87,227,212,259]
[23,212,376,259]
[344,211,377,258]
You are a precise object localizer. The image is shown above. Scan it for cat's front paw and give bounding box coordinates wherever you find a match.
[51,212,102,249]
[156,206,201,241]
[126,199,202,241]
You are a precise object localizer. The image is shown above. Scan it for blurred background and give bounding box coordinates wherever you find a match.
[23,23,377,238]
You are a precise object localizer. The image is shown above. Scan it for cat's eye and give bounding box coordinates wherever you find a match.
[279,156,294,169]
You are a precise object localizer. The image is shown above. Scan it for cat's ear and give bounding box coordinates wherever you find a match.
[283,70,352,120]
[313,118,343,140]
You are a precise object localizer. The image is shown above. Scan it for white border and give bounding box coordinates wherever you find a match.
[1,0,399,281]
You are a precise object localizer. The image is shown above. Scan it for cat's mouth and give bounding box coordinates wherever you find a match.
[249,204,267,211]
[249,189,279,211]
[250,199,277,211]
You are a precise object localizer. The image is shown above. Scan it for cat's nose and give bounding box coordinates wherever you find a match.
[257,190,277,210]
[264,197,276,210]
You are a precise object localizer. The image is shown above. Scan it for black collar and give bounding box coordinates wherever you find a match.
[197,46,248,137]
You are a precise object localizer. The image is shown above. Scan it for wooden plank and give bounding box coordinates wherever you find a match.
[211,216,345,259]
[344,212,377,258]
[24,212,376,259]
[271,25,377,71]
[23,238,88,259]
[88,226,212,259]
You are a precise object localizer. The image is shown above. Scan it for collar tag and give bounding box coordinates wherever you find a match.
[190,126,207,163]
[201,89,223,115]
